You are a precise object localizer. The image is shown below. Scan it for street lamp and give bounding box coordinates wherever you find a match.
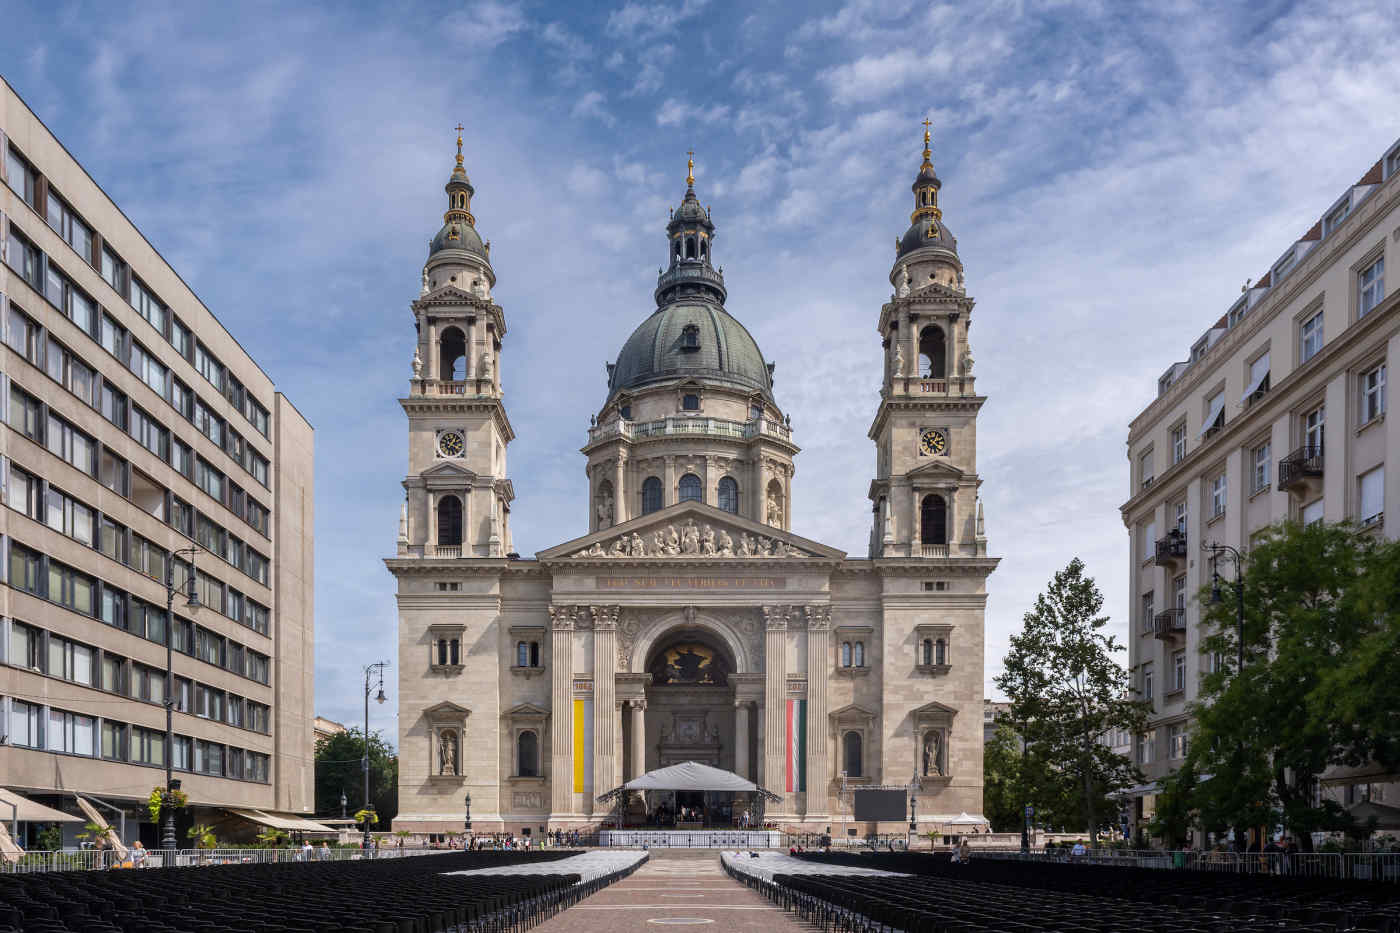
[340,791,347,820]
[161,546,202,853]
[464,793,472,842]
[1205,541,1247,851]
[908,770,918,850]
[362,661,389,851]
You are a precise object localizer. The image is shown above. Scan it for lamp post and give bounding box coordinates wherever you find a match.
[161,546,202,853]
[1205,541,1246,850]
[464,793,472,846]
[908,770,918,850]
[362,661,389,851]
[340,791,347,820]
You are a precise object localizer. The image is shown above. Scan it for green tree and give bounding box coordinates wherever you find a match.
[1187,521,1395,850]
[996,558,1146,845]
[1148,758,1198,848]
[982,721,1025,832]
[314,728,398,825]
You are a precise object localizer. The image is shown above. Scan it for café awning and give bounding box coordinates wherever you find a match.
[230,809,337,833]
[0,788,83,824]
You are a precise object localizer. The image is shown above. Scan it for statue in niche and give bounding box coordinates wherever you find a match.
[421,268,430,296]
[595,490,614,529]
[700,524,717,555]
[716,529,734,556]
[897,264,911,298]
[412,346,423,379]
[893,342,905,377]
[961,347,974,376]
[922,731,943,777]
[439,730,459,776]
[766,489,783,527]
[479,351,493,380]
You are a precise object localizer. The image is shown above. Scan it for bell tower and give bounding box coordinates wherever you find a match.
[868,123,988,559]
[398,128,515,559]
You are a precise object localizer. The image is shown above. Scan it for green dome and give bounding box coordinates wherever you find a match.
[609,302,773,402]
[429,219,485,257]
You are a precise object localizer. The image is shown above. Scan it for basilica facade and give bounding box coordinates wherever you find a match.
[387,130,997,835]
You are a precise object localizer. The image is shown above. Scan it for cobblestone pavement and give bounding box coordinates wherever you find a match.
[531,851,810,932]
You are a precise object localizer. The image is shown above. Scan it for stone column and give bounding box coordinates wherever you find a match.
[804,605,832,819]
[630,699,647,779]
[548,606,575,820]
[734,700,750,781]
[905,311,919,382]
[613,454,627,524]
[427,318,438,382]
[762,605,789,813]
[591,606,619,805]
[664,456,677,507]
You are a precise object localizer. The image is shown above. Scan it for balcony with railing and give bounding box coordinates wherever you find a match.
[1154,530,1188,566]
[1279,445,1324,491]
[1153,609,1186,640]
[425,544,462,559]
[586,415,793,446]
[920,544,949,558]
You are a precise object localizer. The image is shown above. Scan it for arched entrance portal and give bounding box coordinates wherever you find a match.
[627,627,746,827]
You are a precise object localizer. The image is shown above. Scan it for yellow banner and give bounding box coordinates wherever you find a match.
[573,699,586,793]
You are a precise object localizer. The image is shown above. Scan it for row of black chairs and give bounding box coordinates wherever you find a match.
[1,849,641,933]
[724,853,1400,933]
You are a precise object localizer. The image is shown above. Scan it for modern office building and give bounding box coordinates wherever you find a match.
[389,130,997,837]
[1120,137,1400,835]
[0,76,315,846]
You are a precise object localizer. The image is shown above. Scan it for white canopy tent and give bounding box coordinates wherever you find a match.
[597,760,781,804]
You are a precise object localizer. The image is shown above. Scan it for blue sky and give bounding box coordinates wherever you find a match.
[4,0,1399,741]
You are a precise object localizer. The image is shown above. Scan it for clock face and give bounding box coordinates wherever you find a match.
[919,429,946,456]
[438,431,465,458]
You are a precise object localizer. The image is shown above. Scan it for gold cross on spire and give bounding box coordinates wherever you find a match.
[686,150,695,187]
[921,117,933,158]
[454,124,465,168]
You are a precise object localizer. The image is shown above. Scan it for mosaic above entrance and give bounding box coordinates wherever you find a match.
[650,642,728,685]
[570,518,813,559]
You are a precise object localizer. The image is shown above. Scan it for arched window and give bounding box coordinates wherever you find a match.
[699,239,708,260]
[678,473,702,502]
[919,326,946,379]
[841,642,852,667]
[682,393,700,411]
[641,477,663,514]
[529,642,540,667]
[684,237,696,259]
[673,240,681,260]
[437,495,463,547]
[516,642,528,667]
[935,639,947,666]
[517,730,539,777]
[843,731,863,778]
[449,638,460,665]
[922,639,933,666]
[680,325,700,351]
[920,494,947,546]
[440,327,467,381]
[718,477,739,513]
[853,641,865,667]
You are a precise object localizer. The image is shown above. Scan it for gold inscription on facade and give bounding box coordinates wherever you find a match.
[596,576,786,590]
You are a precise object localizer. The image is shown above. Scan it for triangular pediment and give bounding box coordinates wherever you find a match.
[830,703,877,722]
[909,281,965,301]
[537,500,845,561]
[423,700,471,720]
[912,700,958,719]
[504,702,550,720]
[415,284,486,306]
[420,460,477,480]
[906,458,965,481]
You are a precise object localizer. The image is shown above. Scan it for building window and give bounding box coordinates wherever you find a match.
[1169,723,1188,760]
[1302,498,1324,526]
[1324,197,1351,236]
[842,731,863,778]
[47,709,96,756]
[935,638,947,666]
[919,326,946,378]
[1171,424,1186,464]
[840,641,852,667]
[1141,521,1156,562]
[681,393,700,411]
[1172,573,1186,612]
[1139,450,1154,489]
[5,146,38,206]
[437,495,463,547]
[921,639,933,665]
[678,473,702,503]
[1142,662,1154,703]
[1172,650,1186,693]
[516,641,528,667]
[1361,363,1386,424]
[717,477,739,513]
[1251,442,1271,494]
[1303,405,1325,452]
[1202,390,1225,437]
[1300,310,1324,363]
[920,494,947,545]
[1211,472,1227,517]
[1173,501,1187,536]
[641,477,663,514]
[1360,256,1385,318]
[518,730,539,777]
[1140,591,1155,636]
[1359,466,1384,527]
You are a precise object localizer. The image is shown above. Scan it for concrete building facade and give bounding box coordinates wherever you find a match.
[0,77,315,845]
[389,132,998,837]
[1120,137,1400,831]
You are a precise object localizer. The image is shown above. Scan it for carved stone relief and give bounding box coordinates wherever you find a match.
[571,519,810,559]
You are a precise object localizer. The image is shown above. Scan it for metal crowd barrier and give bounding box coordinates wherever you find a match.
[2,846,454,873]
[974,848,1400,881]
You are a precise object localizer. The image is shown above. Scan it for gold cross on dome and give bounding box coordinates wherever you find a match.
[921,117,933,148]
[454,124,465,165]
[686,150,695,186]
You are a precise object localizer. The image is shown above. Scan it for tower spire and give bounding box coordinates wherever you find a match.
[686,150,695,189]
[455,123,465,170]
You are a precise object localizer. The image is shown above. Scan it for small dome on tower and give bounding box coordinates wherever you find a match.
[896,121,959,262]
[429,126,487,260]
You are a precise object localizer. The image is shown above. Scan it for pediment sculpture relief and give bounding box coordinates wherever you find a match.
[570,518,811,559]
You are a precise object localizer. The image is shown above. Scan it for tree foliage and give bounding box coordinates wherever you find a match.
[1180,521,1400,850]
[982,721,1025,833]
[314,728,398,824]
[995,558,1146,843]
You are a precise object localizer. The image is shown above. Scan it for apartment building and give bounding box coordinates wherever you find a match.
[1120,137,1400,834]
[0,76,315,845]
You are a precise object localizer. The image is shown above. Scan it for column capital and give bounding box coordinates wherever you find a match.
[804,604,833,631]
[590,605,621,631]
[548,605,577,631]
[762,605,790,631]
[630,698,647,712]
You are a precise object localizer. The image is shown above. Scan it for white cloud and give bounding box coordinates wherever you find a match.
[572,90,616,126]
[605,0,710,39]
[444,0,527,48]
[656,99,730,126]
